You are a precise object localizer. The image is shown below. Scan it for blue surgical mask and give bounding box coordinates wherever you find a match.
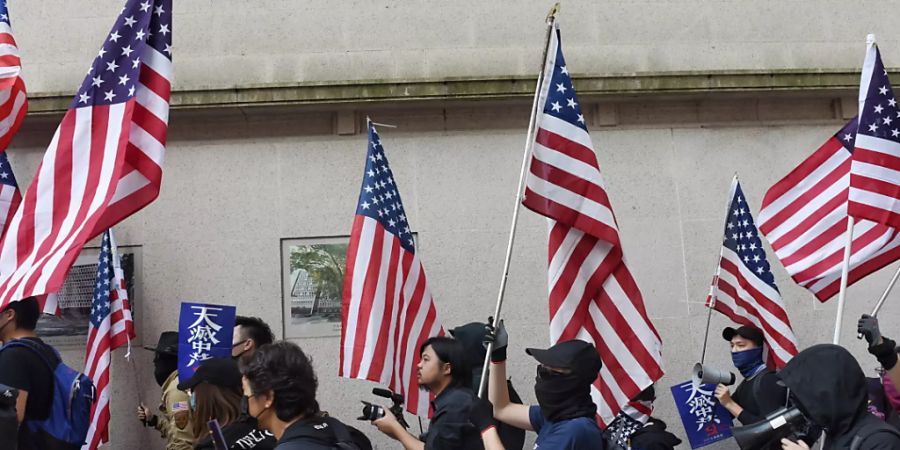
[731,347,765,378]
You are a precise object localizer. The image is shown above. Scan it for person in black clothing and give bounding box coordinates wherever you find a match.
[602,385,681,450]
[177,357,275,449]
[448,322,525,450]
[713,326,788,428]
[0,296,58,450]
[779,344,900,450]
[241,341,371,450]
[373,336,484,450]
[232,316,275,367]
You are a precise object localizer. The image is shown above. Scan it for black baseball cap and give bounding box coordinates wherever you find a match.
[526,339,602,380]
[177,357,242,391]
[144,331,179,356]
[722,325,764,347]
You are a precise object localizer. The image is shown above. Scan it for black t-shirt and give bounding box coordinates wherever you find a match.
[0,337,55,420]
[422,386,484,450]
[732,370,788,425]
[194,417,277,450]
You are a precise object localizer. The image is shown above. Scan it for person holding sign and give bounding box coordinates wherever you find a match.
[713,327,787,426]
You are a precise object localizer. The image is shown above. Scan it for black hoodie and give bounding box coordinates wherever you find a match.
[778,344,900,449]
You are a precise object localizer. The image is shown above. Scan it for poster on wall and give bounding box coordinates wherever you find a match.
[281,236,349,339]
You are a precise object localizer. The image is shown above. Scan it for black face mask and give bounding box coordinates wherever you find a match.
[534,366,597,422]
[153,355,177,387]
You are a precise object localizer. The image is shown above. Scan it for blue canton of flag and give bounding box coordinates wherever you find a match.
[355,123,415,253]
[724,182,778,289]
[542,31,586,131]
[838,117,859,151]
[0,1,12,26]
[0,152,17,189]
[90,231,114,328]
[858,47,900,143]
[74,0,172,108]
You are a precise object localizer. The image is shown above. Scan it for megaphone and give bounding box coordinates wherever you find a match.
[732,407,807,450]
[693,363,736,386]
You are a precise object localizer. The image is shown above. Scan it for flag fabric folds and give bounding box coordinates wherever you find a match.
[0,151,20,238]
[0,0,172,311]
[707,178,798,368]
[759,119,900,301]
[82,229,135,450]
[0,1,27,153]
[340,123,443,417]
[848,37,900,228]
[521,24,664,425]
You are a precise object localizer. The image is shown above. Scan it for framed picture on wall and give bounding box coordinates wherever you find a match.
[281,236,349,339]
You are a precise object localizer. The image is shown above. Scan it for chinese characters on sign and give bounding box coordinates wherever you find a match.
[178,302,236,382]
[670,380,734,449]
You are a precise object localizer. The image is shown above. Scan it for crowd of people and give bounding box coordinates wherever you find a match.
[3,296,900,449]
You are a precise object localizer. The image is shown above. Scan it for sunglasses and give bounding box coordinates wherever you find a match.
[536,365,570,379]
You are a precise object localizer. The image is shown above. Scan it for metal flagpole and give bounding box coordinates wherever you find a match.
[700,174,738,364]
[833,217,855,344]
[853,264,900,340]
[477,3,560,399]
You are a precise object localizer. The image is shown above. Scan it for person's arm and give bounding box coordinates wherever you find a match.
[372,408,424,450]
[480,427,505,450]
[488,360,531,430]
[13,390,26,423]
[781,438,810,450]
[859,315,900,383]
[714,384,747,422]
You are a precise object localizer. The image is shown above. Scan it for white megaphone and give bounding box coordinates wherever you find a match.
[693,362,736,386]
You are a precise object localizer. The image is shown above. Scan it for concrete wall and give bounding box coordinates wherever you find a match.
[5,1,900,449]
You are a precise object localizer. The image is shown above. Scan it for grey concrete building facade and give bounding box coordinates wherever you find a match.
[6,1,900,448]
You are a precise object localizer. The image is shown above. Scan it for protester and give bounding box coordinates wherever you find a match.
[602,385,681,450]
[449,321,525,450]
[779,344,900,449]
[0,297,63,450]
[859,314,900,391]
[714,326,788,426]
[372,336,484,450]
[468,397,505,450]
[233,316,275,367]
[241,341,371,449]
[138,331,194,450]
[177,357,275,449]
[485,321,604,450]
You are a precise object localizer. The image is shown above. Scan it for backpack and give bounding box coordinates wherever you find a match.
[848,416,900,450]
[0,339,95,450]
[0,383,18,449]
[281,416,371,450]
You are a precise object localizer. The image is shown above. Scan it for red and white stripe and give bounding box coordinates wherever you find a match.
[522,26,664,426]
[0,155,21,239]
[759,121,900,301]
[83,229,134,450]
[340,193,443,416]
[0,16,28,153]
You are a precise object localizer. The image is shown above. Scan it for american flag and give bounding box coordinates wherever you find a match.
[82,229,135,450]
[707,177,798,368]
[848,36,900,228]
[0,0,171,312]
[0,1,27,153]
[758,119,900,301]
[339,122,443,416]
[0,151,20,238]
[521,24,664,425]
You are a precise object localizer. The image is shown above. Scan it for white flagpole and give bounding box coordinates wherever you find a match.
[835,33,878,345]
[477,3,560,398]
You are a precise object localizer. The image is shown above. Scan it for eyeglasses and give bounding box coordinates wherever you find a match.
[536,365,570,379]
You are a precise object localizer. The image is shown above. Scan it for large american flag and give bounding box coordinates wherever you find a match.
[0,0,171,312]
[82,229,135,450]
[0,1,27,153]
[758,119,900,301]
[707,178,798,368]
[339,122,443,416]
[848,36,900,228]
[0,151,20,238]
[521,24,664,425]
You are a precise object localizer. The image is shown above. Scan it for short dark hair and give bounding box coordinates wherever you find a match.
[420,336,470,388]
[235,316,274,347]
[241,341,319,421]
[2,297,40,330]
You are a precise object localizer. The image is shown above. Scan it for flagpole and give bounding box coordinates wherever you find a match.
[700,174,738,364]
[477,3,560,399]
[833,217,855,345]
[870,264,900,317]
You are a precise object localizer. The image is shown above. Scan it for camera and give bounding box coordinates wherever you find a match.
[358,387,409,429]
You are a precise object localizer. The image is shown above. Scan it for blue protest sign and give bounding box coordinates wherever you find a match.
[670,380,734,449]
[178,302,237,383]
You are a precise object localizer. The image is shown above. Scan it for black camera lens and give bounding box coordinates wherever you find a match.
[360,403,385,421]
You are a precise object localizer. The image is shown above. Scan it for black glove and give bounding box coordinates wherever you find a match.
[469,396,496,434]
[858,314,883,346]
[868,336,899,371]
[483,318,508,363]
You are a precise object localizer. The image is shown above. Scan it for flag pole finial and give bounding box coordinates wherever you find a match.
[546,3,560,24]
[867,33,876,45]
